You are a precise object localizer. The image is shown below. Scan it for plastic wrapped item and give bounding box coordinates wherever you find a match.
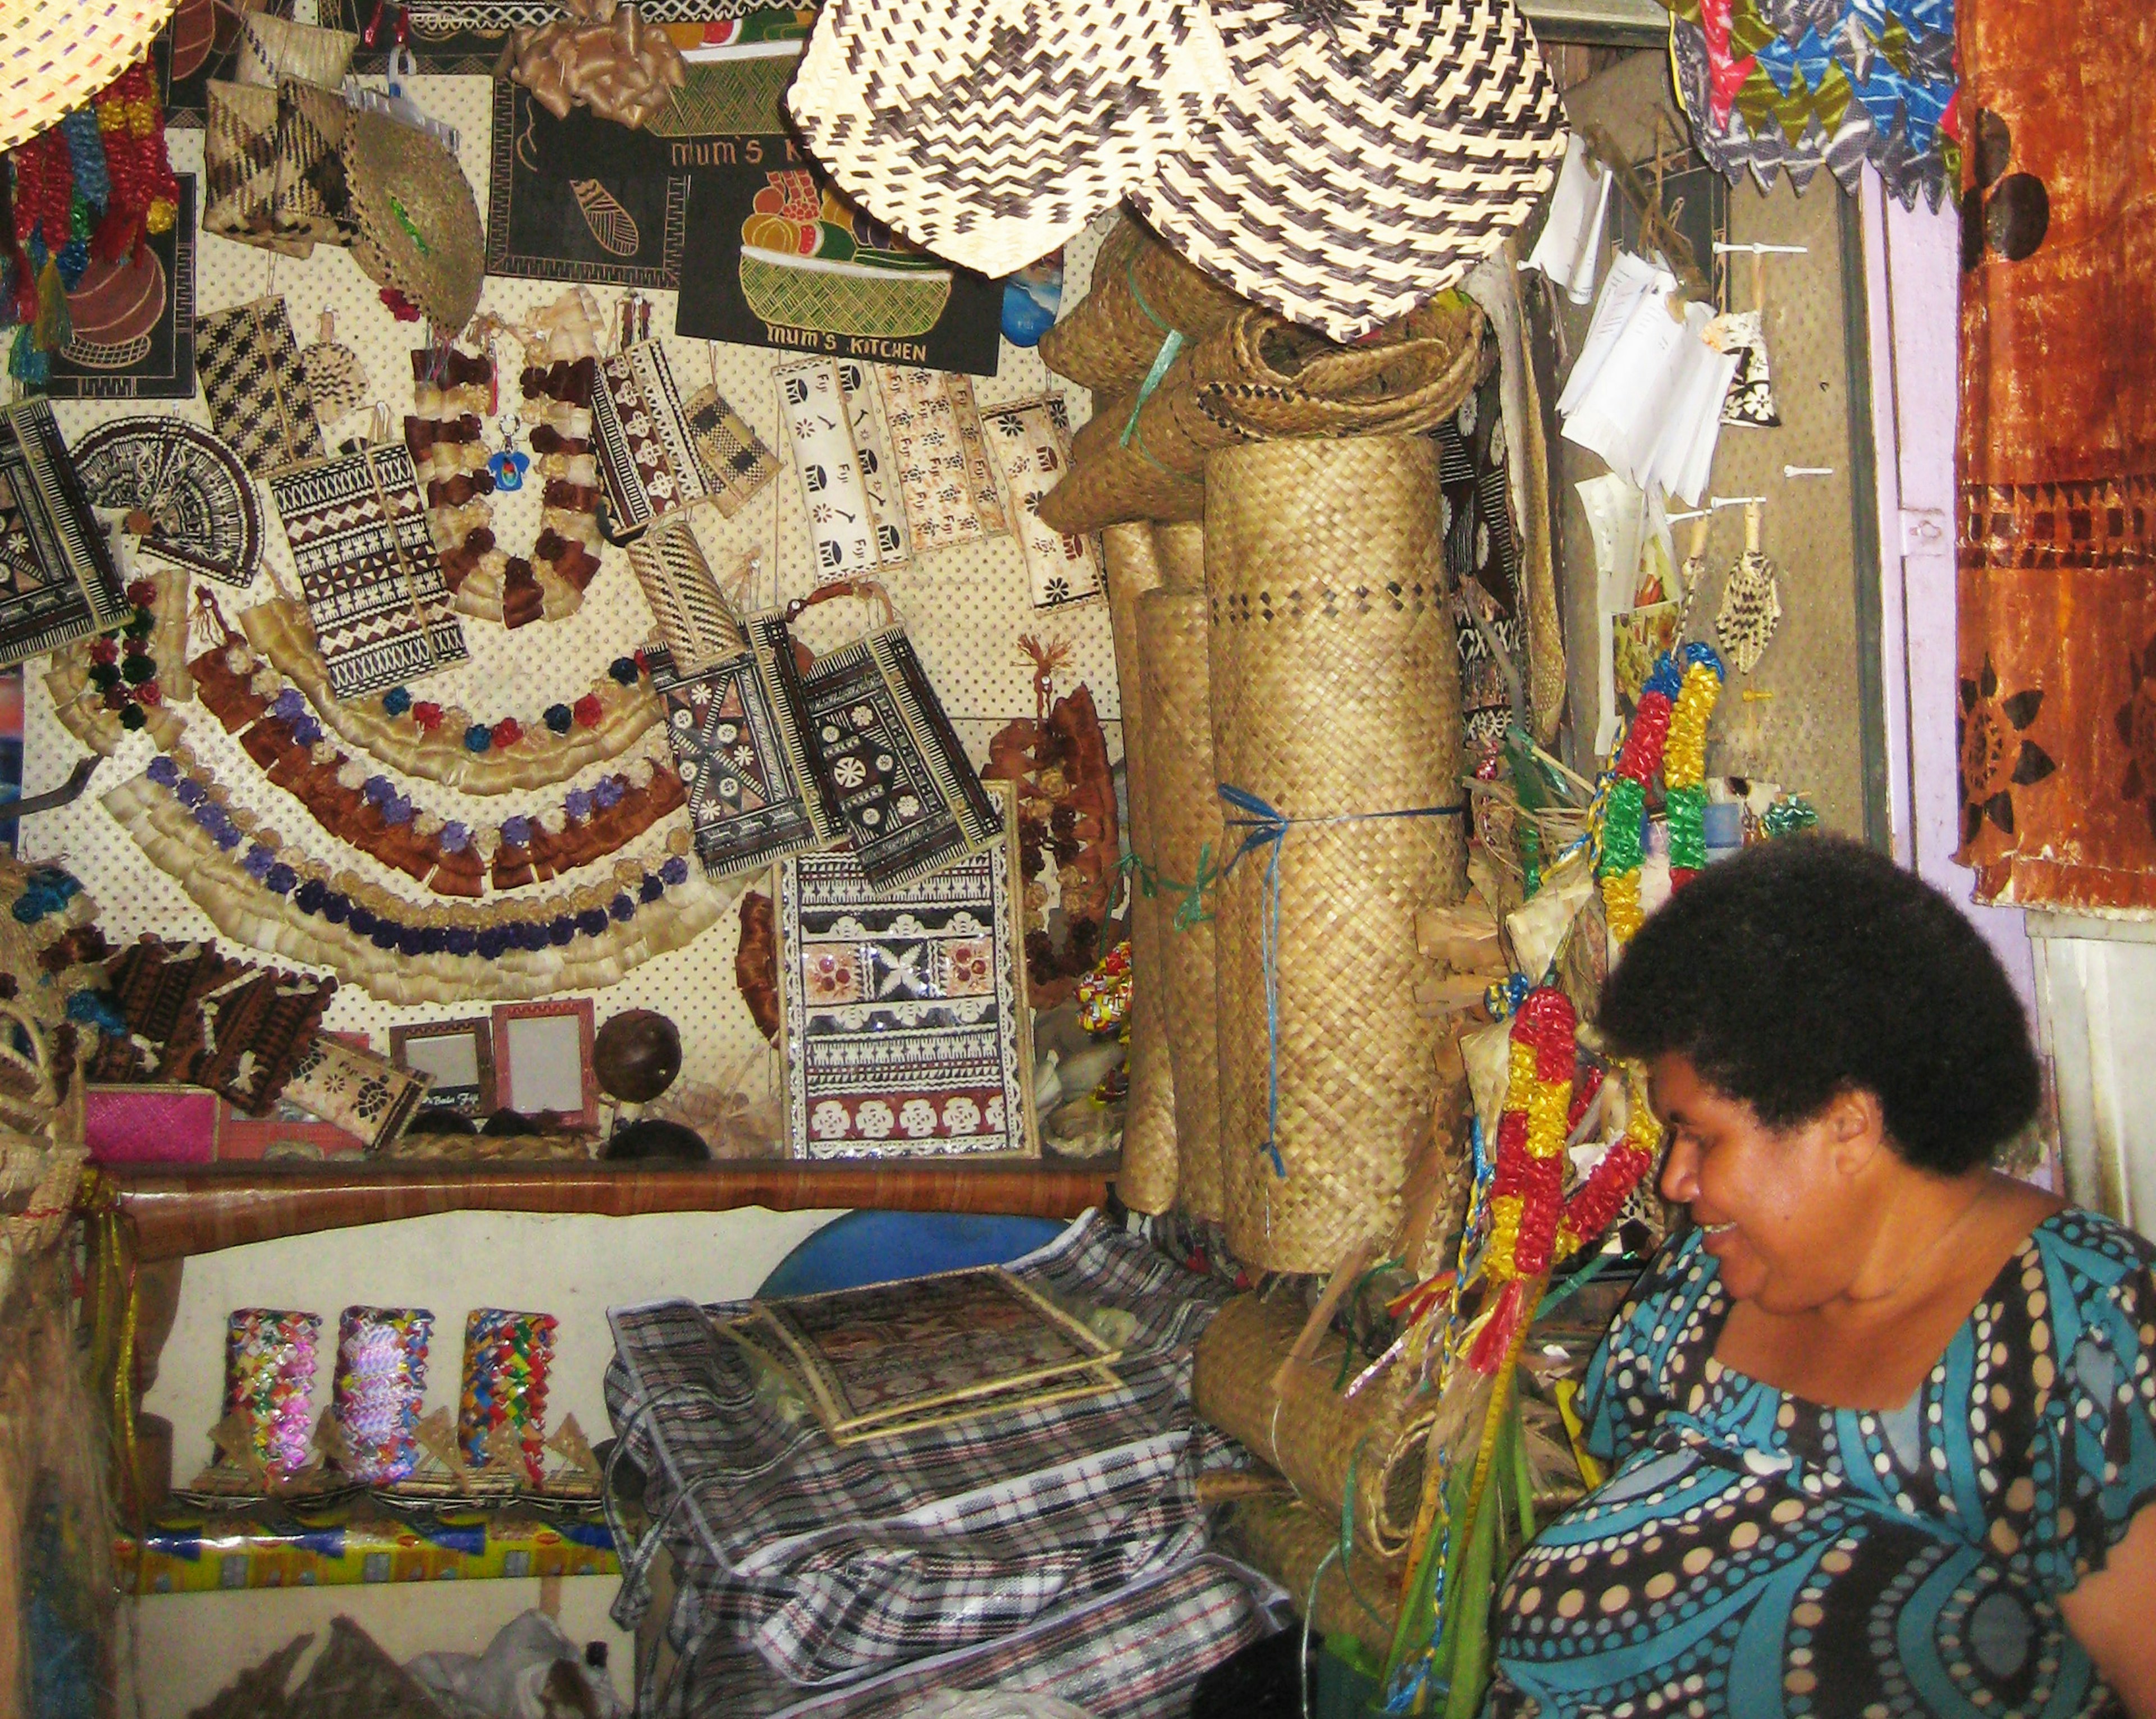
[406,1608,622,1719]
[332,1306,432,1483]
[223,1310,321,1478]
[459,1309,558,1482]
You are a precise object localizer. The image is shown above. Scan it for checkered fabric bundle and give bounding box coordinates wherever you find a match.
[604,1213,1281,1712]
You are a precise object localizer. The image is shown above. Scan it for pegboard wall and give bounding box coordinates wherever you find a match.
[1550,53,1885,839]
[20,71,1122,1103]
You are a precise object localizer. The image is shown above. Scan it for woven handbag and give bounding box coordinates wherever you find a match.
[235,13,357,89]
[204,81,313,258]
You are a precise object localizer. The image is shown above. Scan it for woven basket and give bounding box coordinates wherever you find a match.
[1102,523,1178,1215]
[204,81,314,259]
[1038,298,1489,537]
[1155,521,1205,588]
[737,249,954,341]
[1138,578,1225,1220]
[1223,1497,1404,1660]
[1206,438,1469,1273]
[1194,1293,1433,1561]
[1039,216,1248,395]
[0,1000,84,1269]
[236,13,358,89]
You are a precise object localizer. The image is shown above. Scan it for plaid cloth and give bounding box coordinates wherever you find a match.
[675,1555,1290,1718]
[605,1214,1263,1706]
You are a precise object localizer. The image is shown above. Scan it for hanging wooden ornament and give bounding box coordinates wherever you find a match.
[1715,500,1780,675]
[300,311,368,423]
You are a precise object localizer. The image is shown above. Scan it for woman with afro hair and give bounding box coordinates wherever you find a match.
[1488,836,2156,1717]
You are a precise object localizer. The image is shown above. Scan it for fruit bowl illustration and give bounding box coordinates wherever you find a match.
[739,175,953,340]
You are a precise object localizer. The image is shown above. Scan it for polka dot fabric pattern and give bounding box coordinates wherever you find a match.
[1489,1211,2156,1719]
[24,89,1118,1096]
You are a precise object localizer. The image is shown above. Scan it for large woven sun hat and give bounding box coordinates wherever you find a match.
[0,1,177,157]
[785,0,1230,278]
[1127,0,1568,344]
[339,107,486,332]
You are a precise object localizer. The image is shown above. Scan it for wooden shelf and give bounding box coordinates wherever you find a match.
[108,1159,1116,1260]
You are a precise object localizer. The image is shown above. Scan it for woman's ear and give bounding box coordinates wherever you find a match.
[1825,1086,1888,1177]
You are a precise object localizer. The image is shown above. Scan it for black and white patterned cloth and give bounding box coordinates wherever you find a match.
[603,1214,1282,1712]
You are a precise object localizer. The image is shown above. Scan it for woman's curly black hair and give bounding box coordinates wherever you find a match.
[1597,836,2038,1174]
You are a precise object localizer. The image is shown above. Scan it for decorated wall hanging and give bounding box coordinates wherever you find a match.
[281,1036,431,1153]
[188,641,687,898]
[773,355,903,582]
[235,597,663,794]
[648,636,832,881]
[459,1309,558,1483]
[405,347,606,629]
[334,1306,432,1484]
[505,0,687,129]
[68,417,261,587]
[833,358,911,571]
[591,335,773,537]
[44,177,197,399]
[627,518,749,673]
[299,311,369,424]
[874,363,1009,555]
[1714,500,1782,675]
[44,566,191,756]
[159,960,341,1116]
[979,395,1102,611]
[104,760,721,1005]
[756,583,1006,886]
[264,441,471,701]
[1666,0,1959,211]
[778,781,1037,1160]
[0,399,131,669]
[195,296,326,478]
[88,934,242,1084]
[224,1310,321,1482]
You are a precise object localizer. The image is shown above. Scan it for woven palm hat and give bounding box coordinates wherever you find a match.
[340,107,486,332]
[0,1,176,156]
[1126,0,1568,344]
[785,0,1230,278]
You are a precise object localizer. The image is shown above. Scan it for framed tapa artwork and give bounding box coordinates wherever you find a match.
[43,177,197,401]
[391,1018,498,1120]
[487,80,688,291]
[490,999,599,1132]
[777,780,1038,1161]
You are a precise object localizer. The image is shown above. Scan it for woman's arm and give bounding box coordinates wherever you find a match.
[2059,1502,2156,1717]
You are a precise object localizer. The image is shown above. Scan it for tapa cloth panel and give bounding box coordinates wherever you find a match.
[875,364,1009,555]
[0,400,131,669]
[266,444,471,701]
[784,619,1005,886]
[649,635,832,880]
[602,1214,1239,1693]
[775,357,906,583]
[667,1555,1287,1719]
[834,360,912,572]
[592,339,771,536]
[981,395,1103,610]
[778,802,1034,1160]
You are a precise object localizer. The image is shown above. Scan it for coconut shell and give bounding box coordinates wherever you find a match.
[593,1007,682,1103]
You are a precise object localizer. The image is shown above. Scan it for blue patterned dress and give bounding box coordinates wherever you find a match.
[1488,1209,2156,1718]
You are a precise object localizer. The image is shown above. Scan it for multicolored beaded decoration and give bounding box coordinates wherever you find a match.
[1595,641,1726,944]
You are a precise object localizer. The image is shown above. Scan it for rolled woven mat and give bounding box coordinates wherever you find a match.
[1038,298,1488,537]
[1138,575,1226,1220]
[1041,389,1206,534]
[1156,520,1205,588]
[1039,216,1248,395]
[1103,523,1178,1215]
[1222,1497,1405,1661]
[1194,1292,1433,1561]
[1206,437,1469,1273]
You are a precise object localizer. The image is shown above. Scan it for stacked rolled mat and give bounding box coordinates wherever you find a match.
[1100,523,1179,1214]
[1207,437,1470,1272]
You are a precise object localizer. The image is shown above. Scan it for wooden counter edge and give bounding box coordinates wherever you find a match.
[106,1159,1115,1260]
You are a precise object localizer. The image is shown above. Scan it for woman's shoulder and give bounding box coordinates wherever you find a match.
[1597,1228,1721,1361]
[2023,1205,2156,1297]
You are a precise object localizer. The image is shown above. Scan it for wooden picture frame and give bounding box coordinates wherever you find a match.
[488,999,599,1132]
[390,1018,498,1119]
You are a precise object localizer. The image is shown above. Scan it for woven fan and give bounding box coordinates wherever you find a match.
[784,0,1229,276]
[1715,500,1781,675]
[1126,0,1566,342]
[300,312,367,422]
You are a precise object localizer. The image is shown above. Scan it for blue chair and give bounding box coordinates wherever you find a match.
[756,1210,1070,1298]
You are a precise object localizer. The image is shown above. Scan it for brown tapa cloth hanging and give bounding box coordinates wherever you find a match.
[1955,0,2156,908]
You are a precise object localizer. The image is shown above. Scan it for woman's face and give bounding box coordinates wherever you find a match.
[1651,1053,1867,1313]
